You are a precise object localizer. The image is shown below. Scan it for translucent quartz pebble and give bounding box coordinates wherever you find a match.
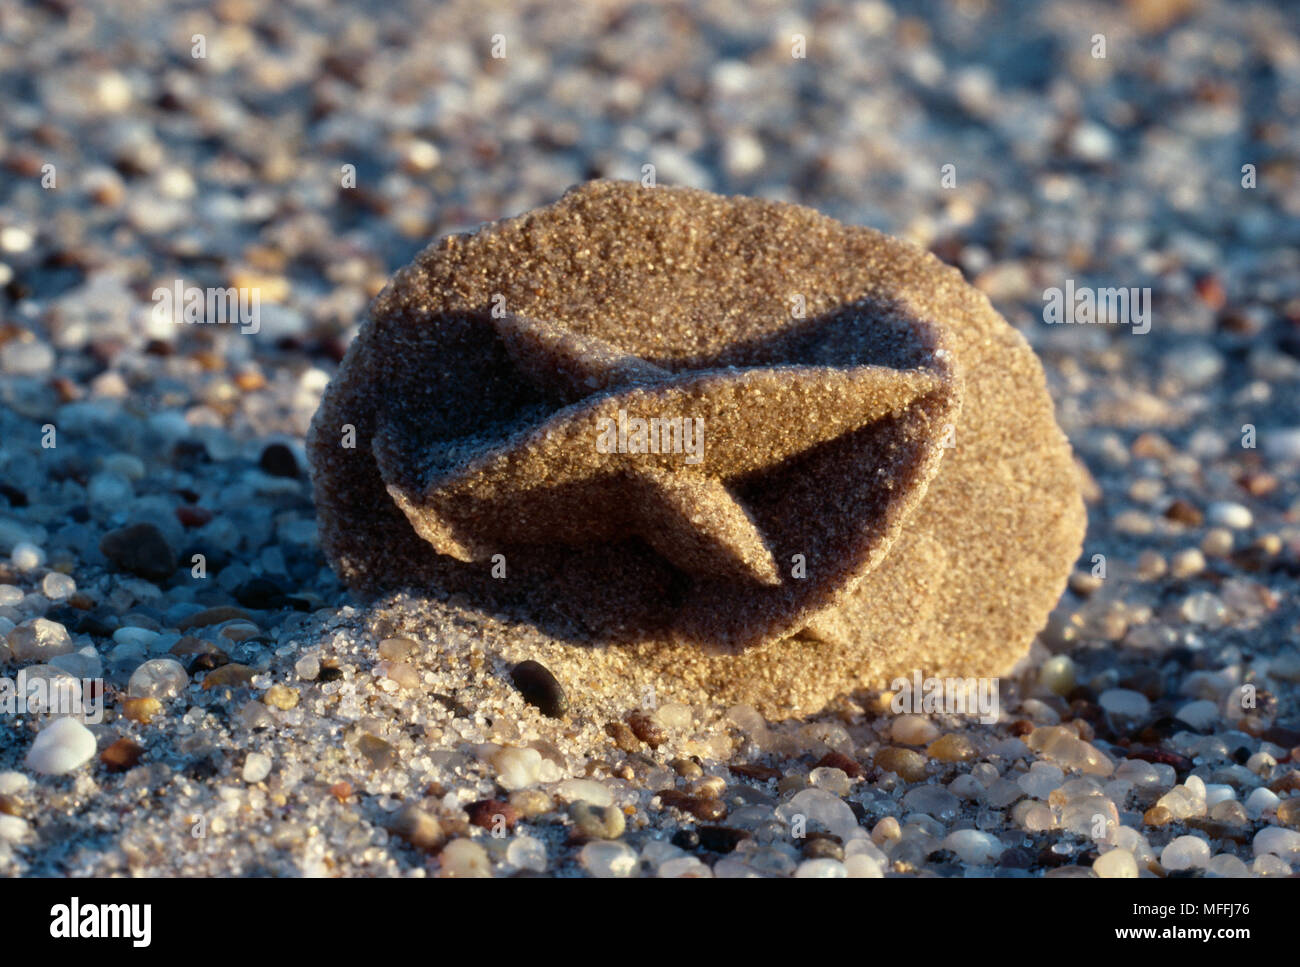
[8,618,74,662]
[24,718,96,775]
[1161,835,1211,870]
[659,857,711,878]
[941,829,1001,865]
[556,778,612,807]
[491,747,542,791]
[781,788,859,841]
[1207,854,1250,877]
[128,658,189,700]
[795,858,847,878]
[1093,848,1138,878]
[507,835,548,872]
[1098,688,1151,719]
[1156,779,1207,820]
[901,785,960,821]
[1018,761,1064,799]
[1027,726,1113,776]
[242,752,272,783]
[1253,827,1300,862]
[579,840,637,878]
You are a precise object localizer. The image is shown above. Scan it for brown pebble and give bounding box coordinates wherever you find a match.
[814,750,864,778]
[329,781,353,802]
[1163,499,1203,527]
[656,789,727,821]
[174,505,214,528]
[730,762,782,782]
[926,733,976,763]
[178,606,252,630]
[671,757,703,779]
[100,737,144,773]
[604,720,640,753]
[201,663,255,690]
[358,733,397,770]
[873,746,928,782]
[467,799,520,832]
[121,697,162,724]
[626,710,666,748]
[0,794,21,817]
[1143,804,1174,827]
[388,804,444,851]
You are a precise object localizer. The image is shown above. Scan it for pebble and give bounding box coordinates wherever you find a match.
[874,746,929,782]
[10,542,45,570]
[1161,835,1211,870]
[927,733,976,762]
[24,718,97,775]
[509,660,567,718]
[128,658,189,700]
[1252,827,1300,862]
[389,805,444,851]
[507,835,548,872]
[1169,548,1206,578]
[40,572,76,600]
[8,618,75,662]
[1039,655,1076,696]
[570,801,626,839]
[439,838,491,877]
[1098,688,1151,719]
[890,715,941,745]
[795,858,847,878]
[901,785,960,820]
[941,829,1001,865]
[579,840,637,878]
[1093,847,1138,878]
[99,523,176,583]
[100,738,144,772]
[1207,502,1253,530]
[242,752,272,783]
[547,775,609,806]
[1018,762,1065,799]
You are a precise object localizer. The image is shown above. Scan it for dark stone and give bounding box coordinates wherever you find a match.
[467,799,519,832]
[814,750,864,778]
[99,523,176,583]
[0,483,27,507]
[234,577,289,610]
[316,666,344,683]
[696,825,749,853]
[671,828,700,851]
[259,443,300,478]
[431,693,471,718]
[510,660,567,718]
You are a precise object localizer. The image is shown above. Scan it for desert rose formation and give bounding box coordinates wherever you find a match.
[309,180,1086,715]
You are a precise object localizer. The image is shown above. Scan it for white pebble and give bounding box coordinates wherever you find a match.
[941,829,1002,865]
[492,747,542,792]
[506,835,548,872]
[0,814,30,844]
[0,585,22,606]
[0,771,30,795]
[41,571,76,601]
[556,777,613,807]
[7,618,74,661]
[1017,761,1064,799]
[1098,688,1151,719]
[1094,848,1138,878]
[1244,786,1280,819]
[10,541,45,570]
[1252,826,1300,862]
[1161,835,1211,870]
[242,752,272,783]
[127,658,189,700]
[891,714,940,745]
[1175,699,1219,730]
[24,717,96,775]
[579,840,637,878]
[795,858,847,878]
[1207,501,1252,530]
